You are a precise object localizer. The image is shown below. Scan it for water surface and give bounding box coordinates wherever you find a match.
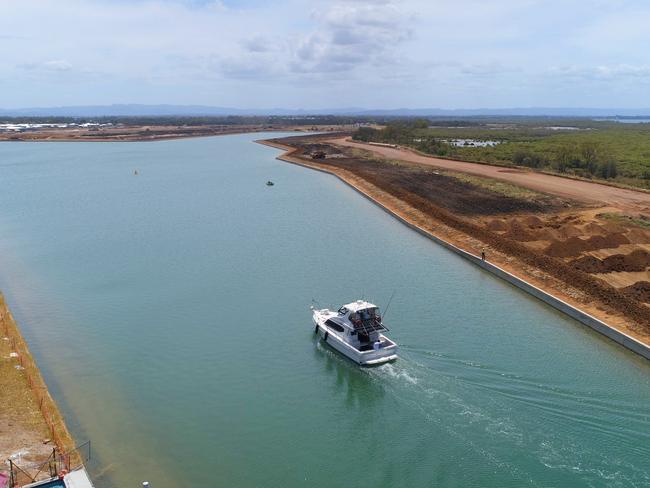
[0,133,648,487]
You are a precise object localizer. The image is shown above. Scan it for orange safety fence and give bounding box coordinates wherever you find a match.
[1,294,77,461]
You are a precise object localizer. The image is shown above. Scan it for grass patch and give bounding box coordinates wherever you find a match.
[599,212,650,229]
[343,145,563,203]
[441,170,543,200]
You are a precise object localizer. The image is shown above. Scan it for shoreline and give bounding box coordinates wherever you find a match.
[1,292,79,478]
[0,126,349,143]
[257,138,650,360]
[0,127,279,143]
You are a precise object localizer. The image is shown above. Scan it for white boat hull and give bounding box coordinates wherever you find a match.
[313,314,398,366]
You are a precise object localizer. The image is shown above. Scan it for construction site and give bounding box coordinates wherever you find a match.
[263,134,650,348]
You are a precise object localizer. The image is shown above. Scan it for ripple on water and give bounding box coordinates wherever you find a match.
[1,135,649,488]
[365,345,650,486]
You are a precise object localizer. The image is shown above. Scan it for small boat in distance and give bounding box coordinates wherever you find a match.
[312,300,398,366]
[266,180,274,186]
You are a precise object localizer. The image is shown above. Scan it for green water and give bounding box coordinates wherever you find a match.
[0,133,648,488]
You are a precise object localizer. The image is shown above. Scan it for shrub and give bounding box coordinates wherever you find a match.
[597,160,618,179]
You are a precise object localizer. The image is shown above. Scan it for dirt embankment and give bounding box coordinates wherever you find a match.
[267,135,650,340]
[1,294,77,479]
[334,137,650,215]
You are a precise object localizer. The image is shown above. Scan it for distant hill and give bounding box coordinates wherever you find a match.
[0,104,279,117]
[1,104,650,117]
[354,108,650,117]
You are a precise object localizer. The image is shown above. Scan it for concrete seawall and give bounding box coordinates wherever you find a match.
[258,140,650,361]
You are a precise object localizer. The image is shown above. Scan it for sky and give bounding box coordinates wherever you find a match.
[1,0,650,109]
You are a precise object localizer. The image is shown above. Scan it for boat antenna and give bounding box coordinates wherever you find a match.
[382,290,396,320]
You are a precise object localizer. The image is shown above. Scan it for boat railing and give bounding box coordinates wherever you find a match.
[353,318,389,335]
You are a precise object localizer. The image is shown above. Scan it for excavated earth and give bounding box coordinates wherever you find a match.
[486,214,650,308]
[570,250,650,273]
[272,136,650,336]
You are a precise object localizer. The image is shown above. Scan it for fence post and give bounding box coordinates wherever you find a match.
[50,447,58,477]
[9,459,15,488]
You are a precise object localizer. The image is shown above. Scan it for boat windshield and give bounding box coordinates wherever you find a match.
[338,306,349,315]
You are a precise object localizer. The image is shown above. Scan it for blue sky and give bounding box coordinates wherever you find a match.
[1,0,650,109]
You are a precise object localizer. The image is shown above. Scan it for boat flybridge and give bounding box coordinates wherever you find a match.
[312,300,398,366]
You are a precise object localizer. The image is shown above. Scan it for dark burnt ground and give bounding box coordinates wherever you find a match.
[272,133,351,146]
[285,140,569,216]
[328,158,552,215]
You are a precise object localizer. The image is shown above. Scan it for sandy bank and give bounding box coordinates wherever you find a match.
[0,125,352,143]
[1,293,78,483]
[0,125,277,142]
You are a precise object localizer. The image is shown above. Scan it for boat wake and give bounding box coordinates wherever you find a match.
[375,362,418,385]
[363,345,650,486]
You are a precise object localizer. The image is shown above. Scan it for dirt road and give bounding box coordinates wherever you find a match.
[332,138,650,214]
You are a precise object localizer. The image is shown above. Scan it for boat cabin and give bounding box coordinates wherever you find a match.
[326,301,388,351]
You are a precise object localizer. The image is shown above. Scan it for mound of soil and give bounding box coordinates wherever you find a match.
[570,249,650,273]
[531,228,558,241]
[586,233,630,250]
[561,215,583,225]
[545,233,631,258]
[487,219,508,231]
[522,215,544,228]
[545,237,590,257]
[626,228,650,244]
[556,225,582,239]
[582,222,607,236]
[604,250,650,272]
[622,281,650,303]
[601,221,626,234]
[570,255,605,273]
[504,220,537,241]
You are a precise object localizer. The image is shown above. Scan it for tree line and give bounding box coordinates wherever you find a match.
[353,121,619,180]
[512,142,617,179]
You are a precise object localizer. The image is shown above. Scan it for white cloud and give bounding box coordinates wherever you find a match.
[1,0,650,108]
[18,59,72,72]
[215,0,412,79]
[548,64,650,82]
[292,0,411,73]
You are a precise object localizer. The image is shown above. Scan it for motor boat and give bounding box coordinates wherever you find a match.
[312,300,398,366]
